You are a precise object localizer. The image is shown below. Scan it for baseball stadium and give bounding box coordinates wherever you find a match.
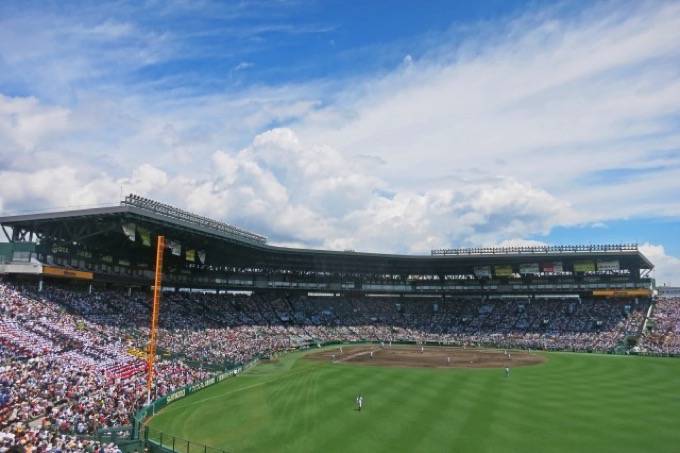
[1,195,678,453]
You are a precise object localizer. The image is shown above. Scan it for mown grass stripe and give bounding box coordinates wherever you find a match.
[148,349,680,453]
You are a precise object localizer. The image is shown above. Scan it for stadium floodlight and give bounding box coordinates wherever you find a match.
[121,194,267,244]
[431,244,638,256]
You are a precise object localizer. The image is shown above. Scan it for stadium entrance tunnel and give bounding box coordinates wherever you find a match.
[305,345,546,369]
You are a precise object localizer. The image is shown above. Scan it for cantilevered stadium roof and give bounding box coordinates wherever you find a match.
[0,195,654,275]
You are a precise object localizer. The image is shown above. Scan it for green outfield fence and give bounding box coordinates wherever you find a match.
[132,339,464,452]
[133,357,264,453]
[133,341,369,452]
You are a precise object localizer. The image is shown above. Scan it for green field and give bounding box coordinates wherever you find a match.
[147,347,680,453]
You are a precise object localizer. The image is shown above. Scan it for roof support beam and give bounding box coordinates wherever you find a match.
[60,219,74,241]
[1,225,12,242]
[74,223,120,243]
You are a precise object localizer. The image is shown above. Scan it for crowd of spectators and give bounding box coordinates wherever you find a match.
[640,297,680,354]
[0,283,210,451]
[0,428,123,453]
[284,295,650,352]
[2,278,678,451]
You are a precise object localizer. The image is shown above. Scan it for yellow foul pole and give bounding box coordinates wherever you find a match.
[146,235,165,404]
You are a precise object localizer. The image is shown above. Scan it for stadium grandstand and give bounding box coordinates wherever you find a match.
[1,195,678,452]
[0,194,655,296]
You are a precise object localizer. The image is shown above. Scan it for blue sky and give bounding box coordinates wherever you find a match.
[0,0,679,284]
[0,1,542,98]
[534,219,680,257]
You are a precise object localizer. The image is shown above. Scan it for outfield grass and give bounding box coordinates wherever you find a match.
[147,348,680,453]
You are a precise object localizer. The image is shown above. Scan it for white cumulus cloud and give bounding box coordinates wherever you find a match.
[0,94,71,150]
[0,127,574,252]
[0,0,678,284]
[640,243,680,287]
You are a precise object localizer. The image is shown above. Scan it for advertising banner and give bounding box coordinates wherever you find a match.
[43,265,93,280]
[186,249,196,262]
[51,244,69,254]
[137,227,151,247]
[519,263,540,274]
[593,289,651,297]
[597,260,620,271]
[474,265,491,278]
[189,377,215,392]
[122,223,136,242]
[165,388,186,403]
[133,363,248,438]
[573,261,596,272]
[168,240,182,256]
[198,250,206,264]
[541,261,563,273]
[494,265,513,277]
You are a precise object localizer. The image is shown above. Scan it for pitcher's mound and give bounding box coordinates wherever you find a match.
[306,345,545,369]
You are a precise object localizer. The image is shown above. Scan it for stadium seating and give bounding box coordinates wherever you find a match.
[640,297,680,353]
[1,279,678,451]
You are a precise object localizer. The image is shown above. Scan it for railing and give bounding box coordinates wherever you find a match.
[145,426,228,453]
[133,341,443,452]
[133,358,262,451]
[122,194,266,244]
[74,426,134,443]
[431,244,639,256]
[135,336,675,453]
[132,337,678,452]
[133,368,242,440]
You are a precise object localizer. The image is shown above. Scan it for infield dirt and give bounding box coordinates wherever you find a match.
[305,344,545,368]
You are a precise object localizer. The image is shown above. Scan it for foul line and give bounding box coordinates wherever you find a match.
[152,365,324,414]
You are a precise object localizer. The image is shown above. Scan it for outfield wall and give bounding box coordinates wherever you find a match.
[134,339,678,452]
[134,359,259,443]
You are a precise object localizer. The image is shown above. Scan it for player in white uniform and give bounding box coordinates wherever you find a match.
[505,367,511,377]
